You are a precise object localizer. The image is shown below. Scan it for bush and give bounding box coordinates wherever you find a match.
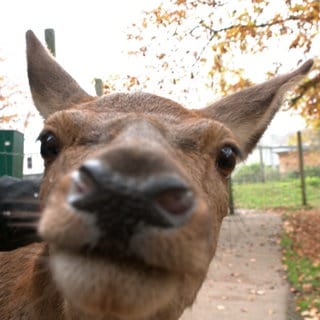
[233,163,280,184]
[232,163,260,183]
[306,176,320,187]
[305,166,320,177]
[286,166,320,179]
[281,210,320,317]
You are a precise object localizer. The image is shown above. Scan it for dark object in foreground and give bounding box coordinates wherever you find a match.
[0,176,41,251]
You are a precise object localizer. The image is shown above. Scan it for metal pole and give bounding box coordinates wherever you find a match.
[94,78,104,96]
[297,131,307,206]
[259,145,265,182]
[228,178,235,215]
[45,29,56,56]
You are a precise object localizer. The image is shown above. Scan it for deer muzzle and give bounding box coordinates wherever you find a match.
[39,143,201,263]
[67,155,195,259]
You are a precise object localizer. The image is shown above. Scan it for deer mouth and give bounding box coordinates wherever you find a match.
[38,165,213,317]
[41,160,216,270]
[48,246,180,318]
[38,170,199,318]
[52,161,195,260]
[39,163,212,270]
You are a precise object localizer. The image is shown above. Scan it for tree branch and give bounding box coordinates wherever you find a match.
[192,14,309,67]
[290,72,320,106]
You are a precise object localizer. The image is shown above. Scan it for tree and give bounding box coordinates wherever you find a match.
[121,0,320,127]
[287,127,320,147]
[0,53,33,130]
[0,56,17,124]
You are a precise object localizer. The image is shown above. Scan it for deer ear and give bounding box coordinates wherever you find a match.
[26,30,93,119]
[198,60,313,157]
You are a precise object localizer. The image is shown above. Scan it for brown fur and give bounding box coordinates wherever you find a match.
[0,30,313,320]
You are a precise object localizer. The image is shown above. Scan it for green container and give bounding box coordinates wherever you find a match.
[0,130,24,178]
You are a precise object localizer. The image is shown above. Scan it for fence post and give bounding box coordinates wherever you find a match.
[258,146,265,182]
[45,29,56,57]
[297,131,307,206]
[94,78,104,96]
[228,178,235,215]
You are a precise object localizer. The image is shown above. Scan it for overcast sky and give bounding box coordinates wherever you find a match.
[0,0,156,92]
[1,0,157,156]
[0,0,312,172]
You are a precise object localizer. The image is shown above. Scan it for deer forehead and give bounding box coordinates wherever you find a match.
[93,92,196,119]
[43,96,239,156]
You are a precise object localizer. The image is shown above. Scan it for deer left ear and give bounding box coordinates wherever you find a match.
[26,30,93,119]
[197,60,313,158]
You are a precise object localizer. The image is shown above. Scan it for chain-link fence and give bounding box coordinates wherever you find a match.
[230,132,320,211]
[1,132,319,210]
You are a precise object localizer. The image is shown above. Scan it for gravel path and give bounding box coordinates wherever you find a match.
[181,210,300,320]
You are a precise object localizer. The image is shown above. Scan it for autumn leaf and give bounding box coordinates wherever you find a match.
[123,0,320,127]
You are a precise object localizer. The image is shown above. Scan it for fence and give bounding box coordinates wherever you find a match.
[1,131,319,210]
[230,132,320,211]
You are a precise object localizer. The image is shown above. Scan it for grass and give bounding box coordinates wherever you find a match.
[281,233,320,317]
[232,177,320,210]
[233,178,320,318]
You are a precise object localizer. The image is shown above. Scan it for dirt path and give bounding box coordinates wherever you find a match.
[181,210,299,320]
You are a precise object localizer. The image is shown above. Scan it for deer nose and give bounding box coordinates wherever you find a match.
[68,160,195,229]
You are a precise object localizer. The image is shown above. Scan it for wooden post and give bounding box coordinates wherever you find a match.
[259,145,265,182]
[228,178,235,215]
[297,131,307,206]
[94,78,104,96]
[45,29,56,56]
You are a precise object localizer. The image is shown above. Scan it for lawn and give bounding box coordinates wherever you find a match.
[232,177,320,319]
[232,177,320,210]
[282,210,320,319]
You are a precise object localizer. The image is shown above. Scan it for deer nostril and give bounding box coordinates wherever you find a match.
[154,188,194,216]
[68,164,99,205]
[68,159,195,228]
[142,175,195,225]
[75,170,95,194]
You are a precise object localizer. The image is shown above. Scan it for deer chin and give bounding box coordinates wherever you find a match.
[49,248,179,319]
[39,175,213,319]
[47,219,214,319]
[40,179,215,319]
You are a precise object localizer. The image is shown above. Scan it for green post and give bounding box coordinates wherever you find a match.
[297,131,307,206]
[228,178,235,215]
[0,130,24,178]
[45,29,56,56]
[259,145,265,183]
[94,78,104,96]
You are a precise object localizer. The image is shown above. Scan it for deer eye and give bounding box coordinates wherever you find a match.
[39,131,61,161]
[216,145,238,177]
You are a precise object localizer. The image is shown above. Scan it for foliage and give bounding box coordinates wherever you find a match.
[0,53,32,129]
[289,61,320,129]
[233,163,262,183]
[233,177,320,209]
[282,210,320,318]
[306,176,320,188]
[287,166,320,179]
[232,163,320,184]
[121,0,320,125]
[232,163,280,183]
[287,128,320,148]
[0,60,17,124]
[305,166,320,178]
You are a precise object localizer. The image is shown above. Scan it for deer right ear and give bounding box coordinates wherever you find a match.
[197,59,313,158]
[26,30,93,119]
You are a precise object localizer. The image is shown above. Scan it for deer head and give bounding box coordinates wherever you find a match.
[24,30,312,320]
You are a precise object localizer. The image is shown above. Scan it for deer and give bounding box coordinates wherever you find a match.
[0,30,313,320]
